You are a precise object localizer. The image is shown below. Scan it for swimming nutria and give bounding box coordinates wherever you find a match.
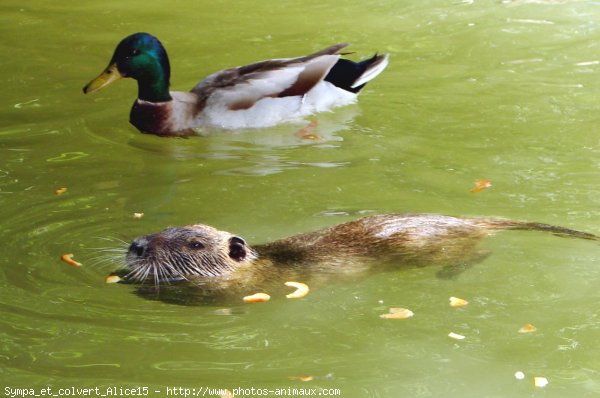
[118,213,598,304]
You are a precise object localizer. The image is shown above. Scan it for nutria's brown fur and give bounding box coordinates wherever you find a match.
[120,213,598,304]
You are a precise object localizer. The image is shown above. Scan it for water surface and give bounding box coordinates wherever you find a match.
[2,1,600,397]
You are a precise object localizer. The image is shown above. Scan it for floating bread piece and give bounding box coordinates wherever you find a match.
[518,323,537,333]
[105,275,121,284]
[514,371,525,380]
[448,332,466,340]
[449,296,469,307]
[133,212,144,219]
[534,377,549,388]
[285,281,310,299]
[288,375,314,381]
[55,187,68,196]
[471,179,492,193]
[380,307,414,319]
[243,292,271,303]
[61,253,81,267]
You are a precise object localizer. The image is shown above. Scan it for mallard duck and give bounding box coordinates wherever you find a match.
[83,33,389,136]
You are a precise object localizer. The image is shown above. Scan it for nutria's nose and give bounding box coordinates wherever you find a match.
[128,238,147,257]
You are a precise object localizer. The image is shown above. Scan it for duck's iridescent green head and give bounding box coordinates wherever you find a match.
[83,33,172,102]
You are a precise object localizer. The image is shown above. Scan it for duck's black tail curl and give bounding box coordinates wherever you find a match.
[325,53,389,93]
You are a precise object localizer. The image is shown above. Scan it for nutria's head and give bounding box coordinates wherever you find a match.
[125,224,256,284]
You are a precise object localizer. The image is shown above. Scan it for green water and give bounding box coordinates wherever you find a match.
[2,0,600,397]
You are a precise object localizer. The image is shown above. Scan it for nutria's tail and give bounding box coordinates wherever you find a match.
[476,219,600,241]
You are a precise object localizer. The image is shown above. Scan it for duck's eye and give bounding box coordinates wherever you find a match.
[132,49,141,56]
[189,241,204,250]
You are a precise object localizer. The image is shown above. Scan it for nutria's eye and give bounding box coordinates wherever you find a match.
[189,241,204,250]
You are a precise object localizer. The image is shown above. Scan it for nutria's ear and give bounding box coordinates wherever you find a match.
[228,236,247,262]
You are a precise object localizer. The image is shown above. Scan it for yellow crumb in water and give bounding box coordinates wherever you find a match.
[449,296,469,307]
[380,307,414,319]
[243,293,271,303]
[133,212,144,219]
[284,281,310,299]
[288,376,314,382]
[514,371,525,380]
[471,179,492,193]
[61,253,81,267]
[518,323,537,333]
[448,332,466,340]
[55,187,68,196]
[105,275,121,284]
[534,377,549,388]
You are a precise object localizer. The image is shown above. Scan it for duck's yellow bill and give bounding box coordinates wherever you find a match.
[83,64,122,94]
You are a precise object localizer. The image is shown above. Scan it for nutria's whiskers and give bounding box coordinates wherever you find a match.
[86,244,128,269]
[88,254,124,268]
[124,254,189,287]
[85,236,131,268]
[94,236,130,246]
[124,259,152,284]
